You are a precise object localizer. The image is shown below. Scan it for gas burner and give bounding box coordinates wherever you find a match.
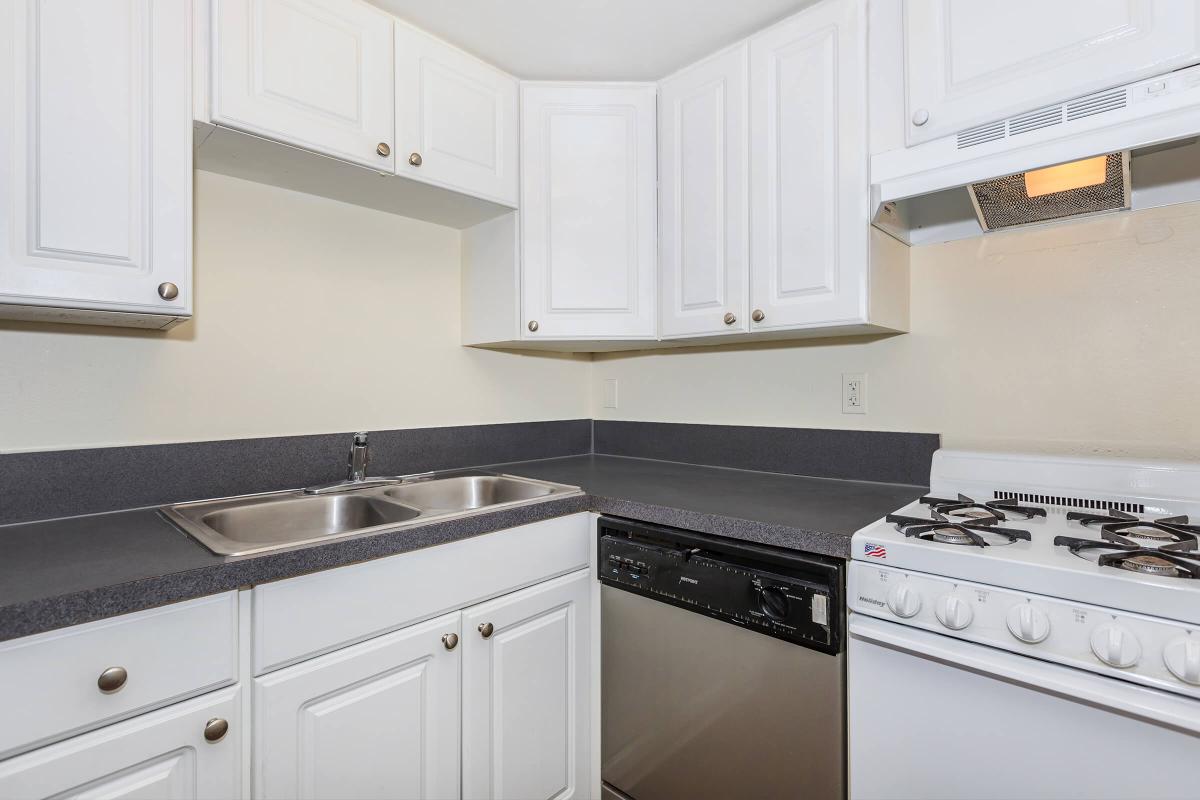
[1068,511,1200,542]
[888,512,1032,548]
[921,494,1047,522]
[1053,534,1200,580]
[1121,555,1184,578]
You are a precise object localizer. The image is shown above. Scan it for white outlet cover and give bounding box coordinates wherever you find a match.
[603,378,619,409]
[842,373,867,414]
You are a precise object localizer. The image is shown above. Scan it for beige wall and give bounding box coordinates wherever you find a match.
[593,202,1200,460]
[0,171,591,452]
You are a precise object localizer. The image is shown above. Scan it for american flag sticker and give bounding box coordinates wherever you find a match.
[864,542,887,559]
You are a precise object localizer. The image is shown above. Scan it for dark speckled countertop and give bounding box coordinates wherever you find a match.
[0,455,924,642]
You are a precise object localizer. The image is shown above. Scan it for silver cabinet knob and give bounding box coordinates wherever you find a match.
[911,108,930,127]
[409,152,423,167]
[376,142,391,158]
[203,717,229,743]
[723,312,737,326]
[478,622,494,639]
[97,666,127,694]
[751,309,765,323]
[442,633,459,651]
[157,282,179,301]
[527,320,539,332]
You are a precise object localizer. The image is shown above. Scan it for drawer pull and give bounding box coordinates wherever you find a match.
[97,666,127,694]
[442,633,459,651]
[478,622,494,639]
[204,717,229,743]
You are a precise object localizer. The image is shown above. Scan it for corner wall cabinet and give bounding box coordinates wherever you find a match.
[0,0,192,329]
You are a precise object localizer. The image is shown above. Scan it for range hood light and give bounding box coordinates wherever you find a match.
[1024,155,1109,198]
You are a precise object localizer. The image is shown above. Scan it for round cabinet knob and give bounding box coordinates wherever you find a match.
[1006,604,1051,644]
[97,666,128,694]
[934,594,974,631]
[478,622,495,639]
[408,152,423,167]
[1090,624,1141,669]
[157,282,179,301]
[527,320,539,332]
[751,309,765,323]
[376,142,391,158]
[442,633,459,651]
[723,312,737,326]
[758,586,789,621]
[911,108,930,127]
[886,584,922,619]
[1162,636,1200,685]
[203,718,229,743]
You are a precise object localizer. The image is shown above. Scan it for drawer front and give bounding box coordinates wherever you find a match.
[0,593,238,758]
[253,513,590,674]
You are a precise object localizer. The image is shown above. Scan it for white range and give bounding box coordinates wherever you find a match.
[847,449,1200,800]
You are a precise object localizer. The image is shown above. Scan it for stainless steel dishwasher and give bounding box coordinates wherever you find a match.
[599,517,845,800]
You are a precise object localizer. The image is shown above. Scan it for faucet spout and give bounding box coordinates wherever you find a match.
[348,431,370,482]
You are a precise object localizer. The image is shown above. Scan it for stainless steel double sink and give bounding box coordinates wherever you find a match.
[161,473,582,556]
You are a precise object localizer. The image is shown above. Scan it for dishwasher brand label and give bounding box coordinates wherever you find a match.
[679,576,698,585]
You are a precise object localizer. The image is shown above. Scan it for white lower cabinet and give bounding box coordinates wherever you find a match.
[0,686,241,800]
[254,612,462,800]
[462,569,592,800]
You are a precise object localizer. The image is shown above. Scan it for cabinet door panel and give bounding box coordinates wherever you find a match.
[462,569,591,800]
[659,44,749,339]
[213,0,395,170]
[395,22,517,205]
[521,84,656,339]
[254,612,460,800]
[0,687,240,800]
[904,0,1200,144]
[749,0,867,329]
[0,0,190,316]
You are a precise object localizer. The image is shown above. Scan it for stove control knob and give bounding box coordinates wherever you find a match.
[886,584,922,619]
[758,586,790,620]
[1006,603,1050,644]
[935,594,973,631]
[1163,636,1200,685]
[1090,624,1141,669]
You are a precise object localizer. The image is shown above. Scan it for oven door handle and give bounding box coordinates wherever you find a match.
[849,614,1200,736]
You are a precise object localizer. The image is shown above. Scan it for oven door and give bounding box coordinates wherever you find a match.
[849,614,1200,800]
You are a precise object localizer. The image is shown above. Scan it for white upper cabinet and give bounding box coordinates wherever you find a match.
[394,22,518,206]
[659,44,749,339]
[520,83,657,340]
[0,0,191,327]
[903,0,1200,145]
[461,569,592,800]
[748,0,870,330]
[212,0,396,171]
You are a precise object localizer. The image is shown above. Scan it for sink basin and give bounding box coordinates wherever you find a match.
[162,472,581,556]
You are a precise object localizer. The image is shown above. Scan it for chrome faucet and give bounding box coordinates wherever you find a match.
[304,431,404,495]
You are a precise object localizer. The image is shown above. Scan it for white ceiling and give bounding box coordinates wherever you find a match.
[369,0,813,80]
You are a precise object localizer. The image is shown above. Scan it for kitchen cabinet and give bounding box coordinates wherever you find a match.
[211,0,396,172]
[0,0,192,329]
[462,569,592,800]
[394,21,518,206]
[902,0,1200,146]
[659,44,750,339]
[0,687,241,800]
[254,613,461,800]
[519,83,658,340]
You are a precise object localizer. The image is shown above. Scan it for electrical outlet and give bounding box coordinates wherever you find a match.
[603,378,619,409]
[842,373,867,414]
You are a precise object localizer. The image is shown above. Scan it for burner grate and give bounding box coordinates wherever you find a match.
[993,490,1143,514]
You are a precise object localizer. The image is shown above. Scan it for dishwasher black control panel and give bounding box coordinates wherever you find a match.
[598,516,843,654]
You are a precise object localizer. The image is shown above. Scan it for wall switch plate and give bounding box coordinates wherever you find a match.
[603,378,619,409]
[842,373,867,414]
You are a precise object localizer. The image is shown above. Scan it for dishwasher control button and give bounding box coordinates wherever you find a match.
[1163,636,1200,685]
[1006,603,1051,644]
[934,594,973,630]
[886,584,921,619]
[759,586,790,620]
[1090,624,1140,669]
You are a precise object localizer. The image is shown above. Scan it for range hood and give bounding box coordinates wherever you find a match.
[872,64,1200,245]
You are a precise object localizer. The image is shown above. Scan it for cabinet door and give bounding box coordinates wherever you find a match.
[659,44,749,339]
[749,0,868,330]
[0,0,190,318]
[394,22,518,206]
[904,0,1200,145]
[0,687,240,800]
[254,612,461,800]
[462,569,591,800]
[521,84,657,340]
[212,0,395,171]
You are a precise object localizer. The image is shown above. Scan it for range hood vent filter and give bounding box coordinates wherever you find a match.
[967,151,1130,231]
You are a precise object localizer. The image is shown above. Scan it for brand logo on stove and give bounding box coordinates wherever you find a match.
[679,576,699,585]
[864,542,887,559]
[857,596,886,608]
